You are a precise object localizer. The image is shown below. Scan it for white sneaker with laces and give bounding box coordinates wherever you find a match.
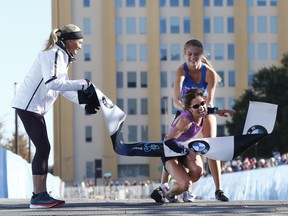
[182,191,196,202]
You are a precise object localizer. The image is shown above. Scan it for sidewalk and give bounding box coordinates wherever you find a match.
[1,199,288,215]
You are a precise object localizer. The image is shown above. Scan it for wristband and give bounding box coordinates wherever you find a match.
[207,107,218,115]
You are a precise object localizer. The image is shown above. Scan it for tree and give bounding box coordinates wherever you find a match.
[226,54,288,159]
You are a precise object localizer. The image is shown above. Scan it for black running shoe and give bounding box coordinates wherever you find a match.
[30,192,65,209]
[150,187,167,203]
[215,190,229,202]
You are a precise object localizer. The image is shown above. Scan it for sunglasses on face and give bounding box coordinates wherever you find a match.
[191,101,206,109]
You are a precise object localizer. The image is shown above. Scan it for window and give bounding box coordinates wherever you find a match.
[170,0,179,7]
[204,17,211,33]
[139,0,146,7]
[126,17,136,35]
[203,0,210,6]
[84,71,92,81]
[140,71,147,87]
[227,17,234,33]
[183,17,191,34]
[115,17,123,35]
[160,44,167,61]
[141,125,148,140]
[204,43,211,60]
[271,43,278,60]
[248,43,255,60]
[247,16,254,33]
[270,0,277,6]
[171,98,177,114]
[228,70,235,87]
[139,17,147,34]
[127,71,136,88]
[128,99,137,115]
[161,96,168,114]
[140,44,147,61]
[161,71,168,88]
[116,44,123,61]
[84,45,91,61]
[126,0,135,7]
[141,98,148,114]
[170,44,180,61]
[160,17,167,34]
[228,44,234,60]
[85,126,92,142]
[116,71,123,88]
[228,97,235,110]
[86,161,93,178]
[257,16,267,33]
[128,125,137,141]
[83,18,91,35]
[217,125,225,136]
[214,0,223,6]
[127,44,137,61]
[270,16,277,33]
[227,0,234,6]
[170,17,180,34]
[115,0,122,7]
[83,0,90,7]
[247,0,253,7]
[117,98,124,110]
[248,70,254,86]
[214,17,224,33]
[257,0,266,6]
[170,71,175,87]
[217,71,224,87]
[215,97,225,109]
[258,43,268,60]
[183,0,190,7]
[118,164,149,178]
[159,0,166,7]
[214,43,224,60]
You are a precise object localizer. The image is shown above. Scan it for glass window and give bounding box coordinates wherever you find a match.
[141,71,147,87]
[127,71,137,88]
[160,17,167,34]
[204,43,211,60]
[214,0,223,6]
[161,96,168,114]
[170,71,175,87]
[215,97,225,109]
[217,125,225,136]
[116,71,123,88]
[258,43,268,60]
[84,71,92,81]
[159,0,166,7]
[183,0,190,7]
[214,43,224,60]
[248,70,254,87]
[214,17,224,33]
[139,17,147,34]
[84,45,91,61]
[171,98,177,114]
[257,16,267,33]
[170,44,180,61]
[115,0,122,7]
[161,71,168,88]
[247,0,253,7]
[141,98,148,115]
[227,17,234,33]
[85,161,93,178]
[203,0,210,6]
[83,18,91,35]
[271,43,278,60]
[116,44,123,61]
[126,0,135,7]
[228,70,235,87]
[247,16,254,33]
[115,17,123,35]
[170,0,179,7]
[257,0,266,6]
[228,44,234,60]
[117,98,124,110]
[126,17,136,34]
[83,0,90,7]
[160,44,167,61]
[270,0,277,6]
[227,0,234,6]
[228,97,235,110]
[127,44,137,61]
[217,71,224,87]
[270,16,277,33]
[183,17,191,34]
[139,0,146,7]
[128,125,137,141]
[170,17,180,34]
[128,99,137,115]
[118,164,149,177]
[85,126,92,142]
[204,17,211,33]
[141,125,148,141]
[248,43,255,60]
[140,44,147,61]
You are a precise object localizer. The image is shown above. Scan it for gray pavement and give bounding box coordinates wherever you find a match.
[0,199,288,216]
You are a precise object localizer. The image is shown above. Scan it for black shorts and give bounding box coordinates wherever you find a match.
[161,155,186,172]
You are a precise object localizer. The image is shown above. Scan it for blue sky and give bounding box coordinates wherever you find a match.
[0,0,53,165]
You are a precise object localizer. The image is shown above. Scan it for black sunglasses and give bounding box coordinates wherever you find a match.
[191,101,206,109]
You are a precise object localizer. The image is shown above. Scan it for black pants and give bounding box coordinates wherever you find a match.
[16,109,50,175]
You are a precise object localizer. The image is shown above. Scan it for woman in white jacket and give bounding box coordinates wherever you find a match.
[11,24,98,209]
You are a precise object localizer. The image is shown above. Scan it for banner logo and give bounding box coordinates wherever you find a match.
[188,140,210,155]
[246,125,268,135]
[144,143,160,152]
[102,96,114,109]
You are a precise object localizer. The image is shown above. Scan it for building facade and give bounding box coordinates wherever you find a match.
[51,0,288,185]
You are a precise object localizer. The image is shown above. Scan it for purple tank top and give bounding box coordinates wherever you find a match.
[168,110,203,142]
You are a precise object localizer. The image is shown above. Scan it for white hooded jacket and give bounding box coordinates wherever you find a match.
[10,42,88,115]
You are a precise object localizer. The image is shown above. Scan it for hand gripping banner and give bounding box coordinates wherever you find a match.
[93,84,277,160]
